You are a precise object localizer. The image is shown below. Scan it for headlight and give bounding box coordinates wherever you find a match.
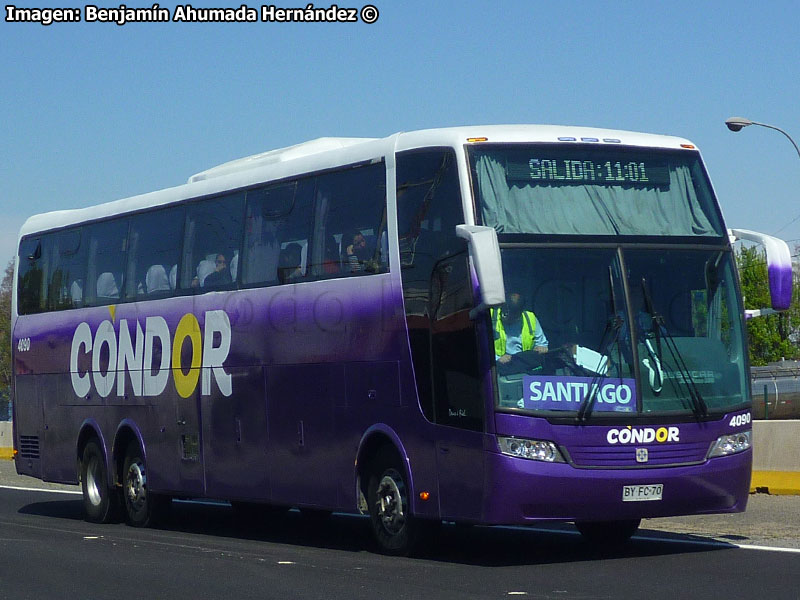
[707,430,752,458]
[498,436,566,463]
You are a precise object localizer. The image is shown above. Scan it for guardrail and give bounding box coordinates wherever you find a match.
[752,365,800,419]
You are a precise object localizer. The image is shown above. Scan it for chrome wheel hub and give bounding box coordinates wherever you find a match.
[125,461,147,510]
[86,456,103,507]
[375,469,406,535]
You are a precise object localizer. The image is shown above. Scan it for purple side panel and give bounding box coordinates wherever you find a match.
[12,273,441,513]
[768,262,792,311]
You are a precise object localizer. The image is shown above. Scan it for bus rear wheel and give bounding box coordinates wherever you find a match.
[367,449,422,555]
[80,439,122,524]
[575,519,641,545]
[122,444,170,527]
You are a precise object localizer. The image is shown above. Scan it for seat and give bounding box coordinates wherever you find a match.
[145,264,171,294]
[96,272,119,300]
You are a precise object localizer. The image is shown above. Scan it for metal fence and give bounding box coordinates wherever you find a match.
[751,363,800,420]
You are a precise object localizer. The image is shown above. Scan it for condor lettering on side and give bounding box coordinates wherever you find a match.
[70,310,232,399]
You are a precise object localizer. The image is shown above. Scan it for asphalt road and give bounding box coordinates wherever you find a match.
[1,461,799,600]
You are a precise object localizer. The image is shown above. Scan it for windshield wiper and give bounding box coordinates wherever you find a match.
[577,267,623,422]
[640,277,708,418]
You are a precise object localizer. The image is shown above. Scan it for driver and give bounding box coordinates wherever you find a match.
[492,290,548,364]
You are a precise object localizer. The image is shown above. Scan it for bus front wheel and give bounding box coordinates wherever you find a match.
[575,519,641,545]
[122,444,170,527]
[80,439,122,524]
[367,448,421,555]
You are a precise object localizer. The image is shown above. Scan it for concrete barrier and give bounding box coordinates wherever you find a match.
[751,419,800,495]
[1,419,798,493]
[0,422,12,460]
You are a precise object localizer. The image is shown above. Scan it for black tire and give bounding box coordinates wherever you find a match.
[80,440,122,524]
[575,519,641,545]
[367,447,422,556]
[122,443,170,527]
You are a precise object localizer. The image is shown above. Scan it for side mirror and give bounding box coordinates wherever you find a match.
[728,228,793,317]
[455,225,505,318]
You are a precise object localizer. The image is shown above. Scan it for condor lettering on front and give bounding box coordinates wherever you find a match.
[70,310,232,399]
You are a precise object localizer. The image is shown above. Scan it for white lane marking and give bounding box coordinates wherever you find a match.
[735,543,800,554]
[0,484,81,495]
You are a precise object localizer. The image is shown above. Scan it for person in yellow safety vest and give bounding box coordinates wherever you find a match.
[492,291,548,365]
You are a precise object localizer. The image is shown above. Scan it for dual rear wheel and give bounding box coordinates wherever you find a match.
[80,439,168,527]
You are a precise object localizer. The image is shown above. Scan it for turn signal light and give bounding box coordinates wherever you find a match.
[419,491,430,501]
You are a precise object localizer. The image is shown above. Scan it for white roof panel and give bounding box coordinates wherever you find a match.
[18,124,697,239]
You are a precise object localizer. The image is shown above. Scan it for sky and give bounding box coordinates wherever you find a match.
[2,0,799,266]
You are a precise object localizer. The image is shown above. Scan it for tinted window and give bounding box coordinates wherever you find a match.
[243,178,314,286]
[311,162,387,278]
[46,229,86,310]
[86,219,129,306]
[396,149,482,430]
[128,207,184,299]
[181,193,244,291]
[17,238,45,315]
[397,150,462,267]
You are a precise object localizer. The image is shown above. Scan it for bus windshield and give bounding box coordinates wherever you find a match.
[469,144,724,237]
[493,247,749,417]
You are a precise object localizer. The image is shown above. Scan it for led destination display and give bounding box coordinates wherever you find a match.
[506,155,671,186]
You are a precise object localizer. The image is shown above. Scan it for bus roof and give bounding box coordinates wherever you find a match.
[18,124,697,239]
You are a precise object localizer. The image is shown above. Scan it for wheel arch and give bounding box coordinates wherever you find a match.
[76,419,108,484]
[355,424,414,513]
[112,419,146,488]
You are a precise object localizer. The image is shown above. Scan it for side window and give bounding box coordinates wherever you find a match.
[47,229,86,310]
[242,179,314,286]
[86,219,129,306]
[128,207,184,299]
[397,149,462,267]
[311,161,387,278]
[397,149,482,430]
[17,237,45,315]
[181,193,244,291]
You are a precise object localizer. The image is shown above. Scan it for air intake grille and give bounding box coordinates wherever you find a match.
[19,436,40,459]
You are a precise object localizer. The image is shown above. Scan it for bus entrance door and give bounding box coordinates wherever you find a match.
[435,429,486,522]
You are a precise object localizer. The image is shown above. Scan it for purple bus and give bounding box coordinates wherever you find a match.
[11,126,792,554]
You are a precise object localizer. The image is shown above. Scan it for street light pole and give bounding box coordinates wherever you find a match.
[725,117,800,160]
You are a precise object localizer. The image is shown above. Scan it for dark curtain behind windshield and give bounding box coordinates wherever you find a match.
[475,154,719,236]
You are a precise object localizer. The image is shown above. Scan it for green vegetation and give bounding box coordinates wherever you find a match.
[0,258,12,419]
[736,245,800,366]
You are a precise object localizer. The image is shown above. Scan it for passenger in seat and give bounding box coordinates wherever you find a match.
[203,254,233,288]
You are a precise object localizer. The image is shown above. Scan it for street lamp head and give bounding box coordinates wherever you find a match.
[726,117,754,132]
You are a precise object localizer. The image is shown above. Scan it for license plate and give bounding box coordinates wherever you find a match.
[622,484,663,502]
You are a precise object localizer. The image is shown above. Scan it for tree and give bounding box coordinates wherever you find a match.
[736,245,800,366]
[0,258,13,419]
